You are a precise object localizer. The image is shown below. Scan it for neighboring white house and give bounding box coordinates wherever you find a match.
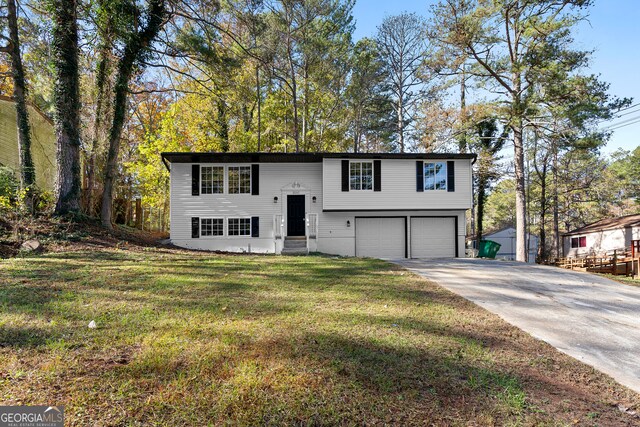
[482,226,538,263]
[563,213,640,258]
[0,96,57,192]
[161,152,476,258]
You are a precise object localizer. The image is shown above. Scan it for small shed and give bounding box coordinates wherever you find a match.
[482,226,538,263]
[563,213,640,258]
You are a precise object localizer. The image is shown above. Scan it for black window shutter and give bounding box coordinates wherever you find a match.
[191,217,200,238]
[373,160,381,192]
[447,161,455,192]
[192,165,200,196]
[341,160,349,192]
[251,164,259,195]
[416,161,424,192]
[251,216,259,237]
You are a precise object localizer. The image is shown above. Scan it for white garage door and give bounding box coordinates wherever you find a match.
[410,217,456,258]
[356,217,406,259]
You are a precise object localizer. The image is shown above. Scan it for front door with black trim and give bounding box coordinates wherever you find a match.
[287,195,306,236]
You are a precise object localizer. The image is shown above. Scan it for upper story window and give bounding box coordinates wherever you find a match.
[424,162,447,191]
[570,236,587,248]
[201,166,224,194]
[228,166,251,194]
[350,161,373,190]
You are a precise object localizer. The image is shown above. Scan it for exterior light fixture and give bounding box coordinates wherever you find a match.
[346,220,351,227]
[274,196,278,203]
[312,196,317,203]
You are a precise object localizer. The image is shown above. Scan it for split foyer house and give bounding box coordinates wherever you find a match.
[161,152,476,258]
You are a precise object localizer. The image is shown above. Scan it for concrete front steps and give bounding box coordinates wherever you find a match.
[282,236,308,255]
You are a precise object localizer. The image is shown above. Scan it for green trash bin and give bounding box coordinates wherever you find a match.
[477,240,501,259]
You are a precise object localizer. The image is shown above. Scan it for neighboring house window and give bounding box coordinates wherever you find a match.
[201,166,224,194]
[228,218,251,236]
[201,218,223,236]
[228,166,251,194]
[424,162,447,191]
[350,161,373,190]
[570,236,587,248]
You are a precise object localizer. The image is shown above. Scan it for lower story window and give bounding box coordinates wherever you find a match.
[228,218,251,236]
[201,218,223,236]
[570,236,587,248]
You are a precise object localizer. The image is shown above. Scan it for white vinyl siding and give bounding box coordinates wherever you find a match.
[563,226,638,258]
[169,159,470,255]
[355,217,405,258]
[410,217,455,258]
[323,158,472,211]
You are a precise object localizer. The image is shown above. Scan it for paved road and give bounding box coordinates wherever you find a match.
[394,258,640,394]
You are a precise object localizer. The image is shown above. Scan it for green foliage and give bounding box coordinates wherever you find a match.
[608,147,640,204]
[346,38,395,152]
[484,179,517,231]
[0,166,53,214]
[0,166,19,200]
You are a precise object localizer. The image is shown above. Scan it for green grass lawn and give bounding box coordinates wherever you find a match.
[1,247,638,426]
[600,273,640,287]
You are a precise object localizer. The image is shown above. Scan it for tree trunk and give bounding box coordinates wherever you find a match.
[512,117,527,262]
[458,67,467,153]
[216,99,229,151]
[476,175,486,247]
[256,64,261,151]
[100,66,131,228]
[302,61,310,151]
[552,144,560,257]
[6,0,35,210]
[286,35,299,152]
[538,161,548,261]
[354,108,361,153]
[100,0,165,229]
[397,96,404,152]
[52,0,82,215]
[241,103,250,133]
[86,48,111,216]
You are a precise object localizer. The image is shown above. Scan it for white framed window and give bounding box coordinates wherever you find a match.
[350,161,373,190]
[201,218,224,237]
[228,166,251,194]
[201,166,224,194]
[570,236,587,248]
[424,162,447,191]
[228,217,251,236]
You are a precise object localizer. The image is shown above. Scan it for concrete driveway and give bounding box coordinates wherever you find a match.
[394,258,640,394]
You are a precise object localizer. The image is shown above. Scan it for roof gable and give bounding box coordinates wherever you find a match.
[564,213,640,236]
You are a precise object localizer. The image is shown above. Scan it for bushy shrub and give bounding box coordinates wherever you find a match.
[0,167,53,214]
[0,166,19,210]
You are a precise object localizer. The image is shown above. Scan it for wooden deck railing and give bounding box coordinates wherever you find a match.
[555,247,639,277]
